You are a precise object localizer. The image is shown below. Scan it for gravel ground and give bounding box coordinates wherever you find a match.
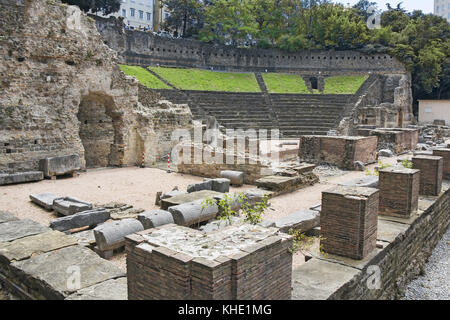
[403,226,450,300]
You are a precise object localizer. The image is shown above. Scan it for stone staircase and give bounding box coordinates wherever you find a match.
[155,90,356,138]
[270,94,353,137]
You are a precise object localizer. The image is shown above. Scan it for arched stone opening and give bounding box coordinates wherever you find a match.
[77,93,118,168]
[309,77,318,90]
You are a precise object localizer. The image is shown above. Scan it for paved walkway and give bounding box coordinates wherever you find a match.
[403,226,450,300]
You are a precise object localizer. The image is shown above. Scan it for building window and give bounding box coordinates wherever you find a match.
[121,9,126,17]
[146,12,151,21]
[436,6,439,13]
[130,8,135,17]
[139,10,144,19]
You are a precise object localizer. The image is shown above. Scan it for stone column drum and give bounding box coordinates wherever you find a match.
[320,186,379,260]
[412,155,443,196]
[432,149,450,180]
[378,167,420,217]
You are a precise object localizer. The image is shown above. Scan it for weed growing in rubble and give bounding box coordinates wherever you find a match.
[202,193,269,226]
[288,228,327,257]
[401,159,413,169]
[365,160,391,176]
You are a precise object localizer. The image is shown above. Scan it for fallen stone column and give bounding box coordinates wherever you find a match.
[52,197,93,216]
[29,193,62,210]
[187,180,213,193]
[39,154,81,179]
[94,219,144,257]
[50,208,110,232]
[220,170,244,186]
[137,210,174,229]
[168,199,218,226]
[412,155,443,196]
[207,178,230,193]
[0,171,43,186]
[378,167,420,217]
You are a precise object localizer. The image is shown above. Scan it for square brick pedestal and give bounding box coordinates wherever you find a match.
[320,186,379,260]
[412,155,443,196]
[379,167,420,217]
[432,149,450,180]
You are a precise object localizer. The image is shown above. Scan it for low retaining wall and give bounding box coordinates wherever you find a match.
[292,182,450,299]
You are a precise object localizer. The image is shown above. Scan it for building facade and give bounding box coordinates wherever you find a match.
[434,0,450,22]
[95,0,170,31]
[418,100,450,125]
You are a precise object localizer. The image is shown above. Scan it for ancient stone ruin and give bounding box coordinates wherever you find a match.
[0,0,449,302]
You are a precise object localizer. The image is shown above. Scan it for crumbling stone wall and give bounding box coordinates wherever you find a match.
[0,0,192,173]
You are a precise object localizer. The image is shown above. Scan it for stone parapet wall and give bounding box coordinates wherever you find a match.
[92,16,406,74]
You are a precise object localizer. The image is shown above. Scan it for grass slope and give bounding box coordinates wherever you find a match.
[119,65,170,89]
[148,67,260,92]
[262,73,310,94]
[323,75,368,94]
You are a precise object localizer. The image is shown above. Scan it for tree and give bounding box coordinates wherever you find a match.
[61,0,121,15]
[353,0,378,21]
[161,0,205,37]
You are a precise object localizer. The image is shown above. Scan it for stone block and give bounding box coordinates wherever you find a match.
[264,210,319,233]
[320,186,379,260]
[432,149,450,180]
[255,173,318,193]
[187,180,213,193]
[168,199,218,226]
[52,197,93,216]
[0,171,43,185]
[9,245,125,299]
[65,277,127,300]
[39,154,81,178]
[0,230,77,262]
[0,211,19,224]
[137,210,174,229]
[94,219,144,251]
[49,208,110,232]
[412,155,443,196]
[160,190,223,210]
[220,170,244,186]
[29,193,62,210]
[0,219,50,244]
[339,176,379,188]
[160,190,187,199]
[379,167,420,217]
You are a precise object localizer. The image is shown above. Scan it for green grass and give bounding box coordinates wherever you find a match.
[119,64,170,89]
[148,67,260,92]
[262,73,310,94]
[323,75,368,94]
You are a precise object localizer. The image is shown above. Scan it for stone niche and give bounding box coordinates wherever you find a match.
[298,136,378,170]
[125,224,293,300]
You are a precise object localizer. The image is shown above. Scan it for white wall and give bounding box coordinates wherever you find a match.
[418,100,450,125]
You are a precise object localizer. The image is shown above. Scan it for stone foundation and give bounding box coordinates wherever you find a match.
[412,155,443,196]
[125,224,292,300]
[299,136,378,170]
[432,149,450,180]
[369,128,419,153]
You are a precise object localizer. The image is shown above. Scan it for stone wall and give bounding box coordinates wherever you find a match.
[368,128,419,153]
[92,16,406,75]
[298,136,378,169]
[0,0,193,173]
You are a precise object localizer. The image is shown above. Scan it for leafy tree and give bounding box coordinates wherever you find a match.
[161,0,206,37]
[353,0,378,21]
[62,0,121,15]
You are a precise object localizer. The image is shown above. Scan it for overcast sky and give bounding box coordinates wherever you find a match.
[334,0,434,13]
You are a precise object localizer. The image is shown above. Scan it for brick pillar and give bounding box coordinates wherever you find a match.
[412,155,443,196]
[379,167,420,217]
[432,149,450,180]
[320,186,378,260]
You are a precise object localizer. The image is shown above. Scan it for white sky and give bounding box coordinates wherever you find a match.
[334,0,434,13]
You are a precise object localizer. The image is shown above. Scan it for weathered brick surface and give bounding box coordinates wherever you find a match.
[126,224,292,300]
[320,186,379,260]
[412,155,443,196]
[299,136,378,169]
[432,149,450,180]
[370,128,419,153]
[379,167,420,217]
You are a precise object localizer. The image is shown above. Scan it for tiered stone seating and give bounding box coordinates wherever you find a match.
[270,94,352,137]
